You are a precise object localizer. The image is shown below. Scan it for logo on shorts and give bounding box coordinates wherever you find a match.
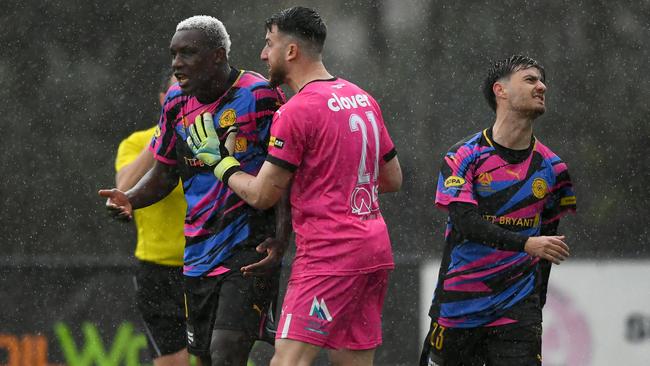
[309,297,332,321]
[187,329,194,344]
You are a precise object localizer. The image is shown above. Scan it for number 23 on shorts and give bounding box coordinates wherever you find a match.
[429,321,446,350]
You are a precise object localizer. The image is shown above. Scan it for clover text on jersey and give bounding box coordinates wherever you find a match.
[327,93,371,112]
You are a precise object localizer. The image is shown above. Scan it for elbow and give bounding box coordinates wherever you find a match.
[251,198,275,210]
[247,191,280,210]
[379,181,400,193]
[391,176,403,192]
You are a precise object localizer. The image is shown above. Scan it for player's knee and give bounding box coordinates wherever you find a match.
[329,349,375,366]
[271,339,320,366]
[270,352,298,366]
[269,341,298,366]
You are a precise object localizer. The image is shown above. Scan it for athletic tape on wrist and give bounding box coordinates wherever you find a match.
[221,165,241,186]
[213,156,241,183]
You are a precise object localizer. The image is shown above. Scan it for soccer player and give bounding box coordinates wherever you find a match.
[419,55,577,366]
[185,7,402,366]
[99,15,288,366]
[114,72,189,366]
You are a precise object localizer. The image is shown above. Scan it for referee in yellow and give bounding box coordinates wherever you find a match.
[114,72,190,366]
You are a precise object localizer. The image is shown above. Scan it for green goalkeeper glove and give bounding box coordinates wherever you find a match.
[186,112,241,183]
[186,112,227,165]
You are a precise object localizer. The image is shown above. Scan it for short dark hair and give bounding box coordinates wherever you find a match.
[265,6,327,54]
[482,55,546,112]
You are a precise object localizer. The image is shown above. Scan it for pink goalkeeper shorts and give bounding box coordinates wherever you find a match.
[276,269,390,350]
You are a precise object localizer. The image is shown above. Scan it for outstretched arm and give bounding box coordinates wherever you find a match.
[99,160,179,220]
[116,148,156,191]
[226,161,294,210]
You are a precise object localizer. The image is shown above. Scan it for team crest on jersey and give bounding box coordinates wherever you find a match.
[269,136,284,149]
[532,177,548,199]
[309,297,332,321]
[219,108,237,127]
[478,172,493,186]
[444,176,465,188]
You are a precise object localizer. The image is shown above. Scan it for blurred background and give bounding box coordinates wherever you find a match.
[1,0,648,365]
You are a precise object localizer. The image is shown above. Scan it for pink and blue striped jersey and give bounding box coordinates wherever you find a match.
[430,129,576,328]
[149,68,285,277]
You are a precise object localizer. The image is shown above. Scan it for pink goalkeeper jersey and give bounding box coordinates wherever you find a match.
[267,78,397,278]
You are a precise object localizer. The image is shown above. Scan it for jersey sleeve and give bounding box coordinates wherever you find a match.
[542,159,577,223]
[369,98,396,163]
[148,86,182,165]
[266,103,307,172]
[115,130,152,172]
[246,85,285,152]
[435,142,479,208]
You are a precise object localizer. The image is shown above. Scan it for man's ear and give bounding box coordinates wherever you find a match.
[286,42,298,62]
[214,47,227,64]
[493,81,507,100]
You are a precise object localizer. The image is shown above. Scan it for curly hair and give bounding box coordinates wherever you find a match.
[176,15,231,57]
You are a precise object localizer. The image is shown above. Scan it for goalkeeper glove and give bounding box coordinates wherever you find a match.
[186,112,241,184]
[186,112,226,165]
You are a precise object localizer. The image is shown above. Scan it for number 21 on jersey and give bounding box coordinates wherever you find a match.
[349,111,380,216]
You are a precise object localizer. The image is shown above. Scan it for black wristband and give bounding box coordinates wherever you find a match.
[221,165,242,187]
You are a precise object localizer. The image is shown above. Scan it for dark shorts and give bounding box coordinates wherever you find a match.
[183,268,280,357]
[133,261,187,358]
[419,319,542,366]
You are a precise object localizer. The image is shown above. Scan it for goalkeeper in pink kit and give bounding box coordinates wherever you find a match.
[185,6,402,366]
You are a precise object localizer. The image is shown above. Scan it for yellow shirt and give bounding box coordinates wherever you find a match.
[115,127,186,266]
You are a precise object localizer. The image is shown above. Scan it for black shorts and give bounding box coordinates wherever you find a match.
[183,267,280,357]
[419,319,542,366]
[133,261,187,358]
